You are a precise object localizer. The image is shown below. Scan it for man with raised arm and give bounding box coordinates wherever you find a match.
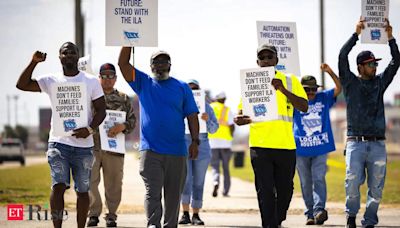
[16,42,106,228]
[118,47,199,228]
[338,19,400,228]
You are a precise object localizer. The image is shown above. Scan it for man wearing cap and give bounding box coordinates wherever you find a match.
[16,42,106,228]
[235,44,308,228]
[118,47,199,228]
[293,63,341,225]
[338,19,400,228]
[178,79,219,225]
[87,63,136,227]
[208,91,235,197]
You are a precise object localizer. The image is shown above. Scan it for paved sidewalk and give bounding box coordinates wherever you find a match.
[1,152,399,227]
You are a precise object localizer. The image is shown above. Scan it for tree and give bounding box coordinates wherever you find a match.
[1,125,29,148]
[15,125,29,147]
[2,125,17,138]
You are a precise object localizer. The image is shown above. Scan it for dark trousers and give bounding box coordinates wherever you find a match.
[250,147,296,228]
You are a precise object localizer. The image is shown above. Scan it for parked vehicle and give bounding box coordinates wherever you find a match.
[0,138,25,166]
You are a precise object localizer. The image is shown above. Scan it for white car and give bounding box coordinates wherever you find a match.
[0,138,25,166]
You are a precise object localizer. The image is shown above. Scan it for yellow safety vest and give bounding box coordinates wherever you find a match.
[238,70,307,149]
[208,102,233,141]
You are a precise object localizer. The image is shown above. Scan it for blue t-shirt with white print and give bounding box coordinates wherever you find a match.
[128,68,199,156]
[293,89,336,157]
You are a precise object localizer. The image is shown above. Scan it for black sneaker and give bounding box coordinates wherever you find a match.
[315,209,328,225]
[346,216,356,228]
[106,218,117,227]
[178,212,191,224]
[306,217,315,225]
[191,214,205,225]
[212,185,219,197]
[87,216,99,227]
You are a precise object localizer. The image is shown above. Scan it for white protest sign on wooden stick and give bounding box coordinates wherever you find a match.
[361,0,389,44]
[185,90,207,134]
[78,55,94,74]
[256,21,300,77]
[106,0,158,47]
[240,67,278,122]
[99,110,127,154]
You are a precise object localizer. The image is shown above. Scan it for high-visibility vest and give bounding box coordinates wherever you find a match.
[208,102,233,141]
[238,70,307,149]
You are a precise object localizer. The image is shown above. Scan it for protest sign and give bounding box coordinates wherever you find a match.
[240,67,278,122]
[50,82,88,136]
[99,110,127,154]
[256,21,300,76]
[78,55,94,74]
[185,90,207,134]
[106,0,158,46]
[361,0,389,44]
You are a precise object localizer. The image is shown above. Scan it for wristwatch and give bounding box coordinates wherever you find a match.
[86,126,94,134]
[192,138,200,145]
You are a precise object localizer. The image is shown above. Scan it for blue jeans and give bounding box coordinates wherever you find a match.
[296,154,328,219]
[345,140,387,226]
[47,142,94,192]
[181,156,211,209]
[210,148,232,195]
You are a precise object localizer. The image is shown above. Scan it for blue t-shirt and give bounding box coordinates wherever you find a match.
[128,69,199,156]
[293,89,336,157]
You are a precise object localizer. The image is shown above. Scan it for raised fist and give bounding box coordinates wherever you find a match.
[32,51,47,63]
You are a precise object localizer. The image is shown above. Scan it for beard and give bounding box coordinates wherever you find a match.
[153,70,169,80]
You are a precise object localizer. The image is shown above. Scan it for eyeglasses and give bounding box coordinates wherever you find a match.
[365,61,378,68]
[304,87,318,92]
[100,74,116,79]
[151,60,171,65]
[258,54,275,61]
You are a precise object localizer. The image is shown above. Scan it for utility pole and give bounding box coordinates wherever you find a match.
[75,0,84,57]
[13,95,19,126]
[320,0,325,89]
[6,95,11,126]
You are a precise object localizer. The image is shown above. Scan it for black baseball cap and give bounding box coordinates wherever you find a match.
[356,51,382,65]
[257,44,277,55]
[99,63,116,74]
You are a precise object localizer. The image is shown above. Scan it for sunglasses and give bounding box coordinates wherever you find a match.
[365,61,378,68]
[304,87,318,92]
[258,54,275,61]
[151,60,171,65]
[100,74,116,79]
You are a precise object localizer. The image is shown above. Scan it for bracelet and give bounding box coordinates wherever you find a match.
[86,126,94,134]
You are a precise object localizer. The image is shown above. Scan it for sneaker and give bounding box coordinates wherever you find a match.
[191,214,205,225]
[306,217,315,225]
[178,212,191,224]
[365,226,374,228]
[346,216,356,228]
[212,184,219,197]
[106,218,117,227]
[87,216,99,227]
[315,209,328,225]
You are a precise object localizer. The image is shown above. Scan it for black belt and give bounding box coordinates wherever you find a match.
[347,136,385,142]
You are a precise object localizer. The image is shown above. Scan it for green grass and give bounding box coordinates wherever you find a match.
[0,164,51,205]
[230,150,400,204]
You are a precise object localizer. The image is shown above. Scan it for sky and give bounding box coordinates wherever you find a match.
[1,0,400,130]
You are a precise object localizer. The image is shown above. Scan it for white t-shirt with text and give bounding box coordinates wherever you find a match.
[37,71,104,148]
